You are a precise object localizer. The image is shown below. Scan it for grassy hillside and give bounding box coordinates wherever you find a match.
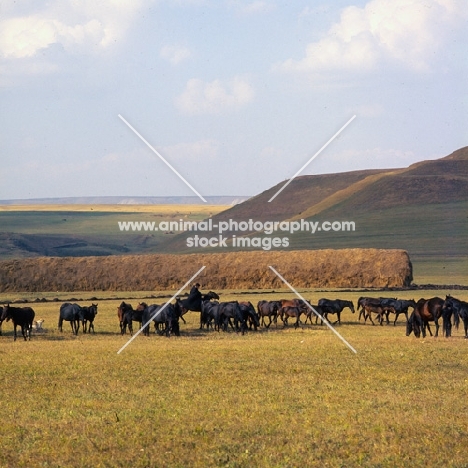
[0,204,227,258]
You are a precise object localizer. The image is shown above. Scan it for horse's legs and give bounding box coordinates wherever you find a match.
[13,324,17,341]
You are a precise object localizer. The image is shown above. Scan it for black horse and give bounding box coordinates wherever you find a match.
[59,303,82,335]
[200,299,220,330]
[1,304,35,341]
[239,302,260,331]
[443,295,468,338]
[379,298,416,325]
[142,303,180,337]
[81,304,98,333]
[218,301,246,334]
[176,291,219,325]
[318,299,355,325]
[117,302,142,335]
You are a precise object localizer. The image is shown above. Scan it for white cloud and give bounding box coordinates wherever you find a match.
[0,0,148,59]
[160,44,191,65]
[175,76,254,115]
[279,0,467,74]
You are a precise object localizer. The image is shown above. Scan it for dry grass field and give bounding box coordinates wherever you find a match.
[1,289,468,468]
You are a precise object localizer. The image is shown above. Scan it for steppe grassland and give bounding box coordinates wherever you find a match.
[1,289,468,467]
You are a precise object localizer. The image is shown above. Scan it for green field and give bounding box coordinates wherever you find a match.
[1,290,468,467]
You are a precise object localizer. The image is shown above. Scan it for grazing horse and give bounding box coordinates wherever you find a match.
[257,300,281,328]
[239,302,260,331]
[200,300,221,331]
[408,297,447,338]
[218,302,246,334]
[1,305,35,341]
[318,299,355,325]
[176,291,219,325]
[443,296,468,338]
[81,304,98,333]
[59,303,82,335]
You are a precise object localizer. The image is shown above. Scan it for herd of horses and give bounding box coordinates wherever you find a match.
[1,293,467,341]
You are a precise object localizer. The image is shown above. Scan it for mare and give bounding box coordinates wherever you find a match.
[318,299,355,325]
[280,306,303,329]
[443,295,468,338]
[1,304,35,341]
[407,297,448,338]
[357,297,381,321]
[81,304,98,333]
[59,303,82,335]
[239,301,260,331]
[200,300,221,330]
[381,299,416,326]
[304,304,325,325]
[117,302,142,335]
[257,300,281,328]
[142,303,180,337]
[218,302,246,334]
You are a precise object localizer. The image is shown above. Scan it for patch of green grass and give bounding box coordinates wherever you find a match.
[1,291,468,467]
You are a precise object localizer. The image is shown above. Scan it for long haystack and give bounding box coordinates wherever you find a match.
[0,249,412,292]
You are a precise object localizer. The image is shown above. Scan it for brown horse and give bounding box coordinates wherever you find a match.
[408,297,448,338]
[257,300,280,328]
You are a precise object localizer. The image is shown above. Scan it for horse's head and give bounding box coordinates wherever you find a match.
[1,304,10,321]
[91,303,98,315]
[348,301,355,313]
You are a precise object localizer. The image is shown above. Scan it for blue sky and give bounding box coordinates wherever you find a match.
[1,0,466,200]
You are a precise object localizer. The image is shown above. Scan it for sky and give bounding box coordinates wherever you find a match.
[0,0,467,200]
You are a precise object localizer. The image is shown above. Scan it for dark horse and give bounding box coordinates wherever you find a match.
[1,304,35,341]
[318,298,355,325]
[443,295,468,339]
[218,301,246,334]
[117,302,142,335]
[142,303,180,337]
[176,291,219,326]
[81,304,98,333]
[406,297,449,338]
[59,303,82,335]
[239,302,260,331]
